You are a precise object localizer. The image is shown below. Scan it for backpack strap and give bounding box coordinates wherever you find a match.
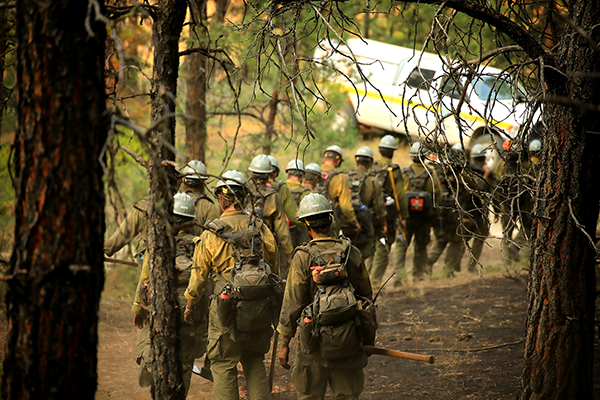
[269,181,285,192]
[403,166,431,192]
[294,237,352,268]
[321,168,343,197]
[204,218,265,261]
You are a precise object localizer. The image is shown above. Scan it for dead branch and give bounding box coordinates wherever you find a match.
[568,198,597,250]
[468,45,524,66]
[120,145,149,168]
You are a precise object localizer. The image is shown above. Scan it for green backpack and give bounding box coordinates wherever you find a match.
[295,238,377,360]
[204,218,284,334]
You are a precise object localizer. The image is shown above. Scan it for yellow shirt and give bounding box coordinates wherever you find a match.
[185,210,279,305]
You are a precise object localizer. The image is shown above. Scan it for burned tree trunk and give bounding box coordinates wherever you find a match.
[147,1,187,399]
[3,1,106,399]
[520,1,600,399]
[184,51,207,161]
[184,0,209,162]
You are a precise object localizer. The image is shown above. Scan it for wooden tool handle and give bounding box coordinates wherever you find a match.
[104,257,138,267]
[363,345,435,364]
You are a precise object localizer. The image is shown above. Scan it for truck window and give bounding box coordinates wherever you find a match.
[473,76,523,101]
[440,75,464,99]
[406,68,436,90]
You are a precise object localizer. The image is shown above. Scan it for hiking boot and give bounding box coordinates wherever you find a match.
[138,360,152,387]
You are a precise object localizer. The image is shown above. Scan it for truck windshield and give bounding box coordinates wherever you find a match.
[473,76,524,101]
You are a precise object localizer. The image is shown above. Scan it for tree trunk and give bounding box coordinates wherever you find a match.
[3,1,106,399]
[520,1,600,398]
[148,1,187,399]
[184,0,208,162]
[214,0,230,23]
[0,7,9,129]
[184,52,207,161]
[264,88,279,155]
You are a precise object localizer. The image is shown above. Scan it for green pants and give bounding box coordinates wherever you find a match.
[136,319,208,396]
[181,325,208,395]
[461,215,490,271]
[392,219,432,279]
[207,333,272,400]
[291,351,364,400]
[365,240,390,284]
[429,222,464,273]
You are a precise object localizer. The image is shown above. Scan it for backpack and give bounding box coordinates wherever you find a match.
[342,170,376,258]
[175,233,211,327]
[374,165,400,216]
[245,182,277,227]
[204,218,284,334]
[403,167,434,219]
[317,168,344,234]
[295,239,377,360]
[290,184,309,206]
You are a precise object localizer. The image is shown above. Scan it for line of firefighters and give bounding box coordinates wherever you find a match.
[103,133,540,399]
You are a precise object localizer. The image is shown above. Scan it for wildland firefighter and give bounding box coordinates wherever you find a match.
[465,143,497,271]
[320,145,359,235]
[427,144,467,276]
[103,196,151,386]
[303,162,322,192]
[179,159,220,224]
[245,154,293,264]
[172,193,213,395]
[394,142,442,282]
[184,170,281,400]
[494,140,534,263]
[346,146,387,260]
[285,159,311,246]
[267,155,305,244]
[368,135,408,285]
[277,193,376,400]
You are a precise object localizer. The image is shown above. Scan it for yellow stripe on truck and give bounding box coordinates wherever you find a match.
[348,84,515,132]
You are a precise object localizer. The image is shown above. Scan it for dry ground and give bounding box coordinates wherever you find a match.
[95,230,533,400]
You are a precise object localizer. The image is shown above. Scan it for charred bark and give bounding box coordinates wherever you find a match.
[184,0,209,162]
[184,52,207,161]
[520,1,600,399]
[3,1,107,399]
[147,1,187,399]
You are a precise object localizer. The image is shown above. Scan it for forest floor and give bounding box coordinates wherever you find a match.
[94,228,535,400]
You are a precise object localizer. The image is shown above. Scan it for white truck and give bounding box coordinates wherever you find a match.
[315,38,532,151]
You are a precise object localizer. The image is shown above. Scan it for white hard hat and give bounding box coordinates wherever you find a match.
[324,145,343,160]
[180,160,208,180]
[297,193,333,219]
[248,154,273,174]
[305,163,321,176]
[267,155,279,170]
[216,170,247,190]
[286,159,305,172]
[409,142,428,157]
[355,146,374,159]
[173,193,196,218]
[379,135,398,150]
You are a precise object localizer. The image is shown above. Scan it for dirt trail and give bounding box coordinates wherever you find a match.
[97,241,531,399]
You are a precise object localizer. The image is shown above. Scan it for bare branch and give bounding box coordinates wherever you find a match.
[120,145,149,168]
[567,198,597,251]
[467,45,524,65]
[408,0,549,63]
